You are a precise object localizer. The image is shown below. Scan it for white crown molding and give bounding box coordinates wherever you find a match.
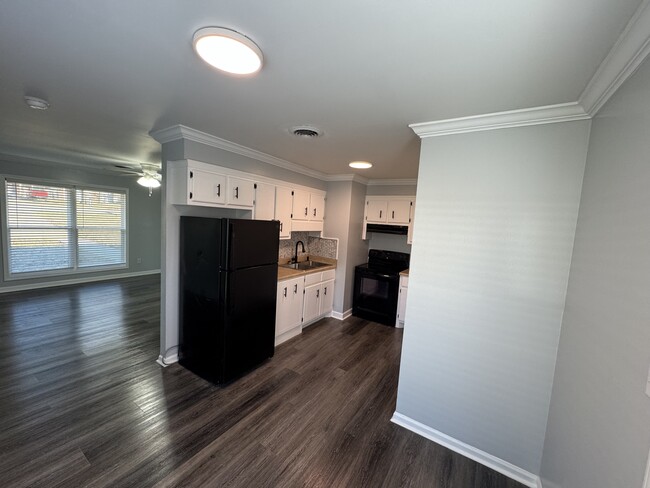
[391,412,541,488]
[579,0,650,115]
[410,102,590,139]
[367,178,417,186]
[324,174,369,184]
[150,125,328,181]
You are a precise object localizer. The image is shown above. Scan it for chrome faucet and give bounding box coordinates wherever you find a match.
[293,240,305,264]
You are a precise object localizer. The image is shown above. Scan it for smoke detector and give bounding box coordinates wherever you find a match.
[290,126,322,138]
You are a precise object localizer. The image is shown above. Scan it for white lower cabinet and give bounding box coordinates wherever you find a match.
[276,276,304,344]
[396,274,408,328]
[276,269,336,345]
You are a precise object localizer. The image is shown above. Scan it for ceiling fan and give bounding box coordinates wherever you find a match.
[114,162,162,196]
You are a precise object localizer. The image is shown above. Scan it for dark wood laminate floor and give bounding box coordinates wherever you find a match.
[0,275,525,488]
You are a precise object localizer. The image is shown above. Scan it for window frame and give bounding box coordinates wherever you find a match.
[1,175,129,281]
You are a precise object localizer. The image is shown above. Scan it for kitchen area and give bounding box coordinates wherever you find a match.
[157,145,415,375]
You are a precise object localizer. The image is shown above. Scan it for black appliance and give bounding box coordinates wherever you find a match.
[353,249,410,326]
[179,217,280,384]
[365,223,409,236]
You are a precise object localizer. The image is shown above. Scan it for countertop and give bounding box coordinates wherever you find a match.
[277,256,337,281]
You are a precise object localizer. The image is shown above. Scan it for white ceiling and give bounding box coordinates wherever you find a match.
[0,0,643,179]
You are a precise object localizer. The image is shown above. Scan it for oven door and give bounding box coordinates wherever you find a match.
[352,266,400,326]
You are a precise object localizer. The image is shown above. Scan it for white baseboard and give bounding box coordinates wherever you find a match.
[275,326,302,346]
[156,352,179,367]
[391,412,541,488]
[0,269,161,294]
[331,308,352,320]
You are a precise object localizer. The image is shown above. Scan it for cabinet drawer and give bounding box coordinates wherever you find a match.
[322,269,335,281]
[304,272,322,286]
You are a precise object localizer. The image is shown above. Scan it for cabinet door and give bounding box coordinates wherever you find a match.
[189,169,226,205]
[288,277,305,329]
[276,282,291,335]
[227,177,255,206]
[320,279,334,316]
[254,182,275,220]
[292,189,310,221]
[388,200,411,224]
[397,285,408,327]
[366,199,388,222]
[275,187,293,238]
[303,283,321,325]
[407,201,415,244]
[310,193,325,221]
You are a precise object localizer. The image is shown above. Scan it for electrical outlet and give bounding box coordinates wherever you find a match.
[136,257,142,264]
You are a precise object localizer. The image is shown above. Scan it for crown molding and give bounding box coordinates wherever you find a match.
[367,178,417,186]
[410,102,590,139]
[150,124,328,181]
[579,0,650,115]
[324,174,369,184]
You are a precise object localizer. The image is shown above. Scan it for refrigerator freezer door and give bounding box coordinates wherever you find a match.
[223,219,280,270]
[221,264,277,382]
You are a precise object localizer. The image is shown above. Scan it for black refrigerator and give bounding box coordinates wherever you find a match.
[179,217,280,384]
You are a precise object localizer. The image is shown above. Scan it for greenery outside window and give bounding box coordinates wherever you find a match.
[3,179,127,278]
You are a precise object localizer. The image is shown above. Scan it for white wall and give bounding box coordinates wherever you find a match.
[396,120,590,475]
[540,57,650,488]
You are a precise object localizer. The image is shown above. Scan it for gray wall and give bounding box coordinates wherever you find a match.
[345,181,370,311]
[324,181,353,314]
[366,184,417,195]
[0,158,161,291]
[396,120,590,474]
[540,57,650,488]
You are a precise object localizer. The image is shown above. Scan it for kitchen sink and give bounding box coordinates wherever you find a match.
[280,260,330,271]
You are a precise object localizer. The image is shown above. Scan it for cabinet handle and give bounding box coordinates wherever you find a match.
[379,210,382,218]
[313,208,316,217]
[392,210,395,219]
[280,222,283,232]
[217,184,221,197]
[294,284,298,294]
[305,207,308,216]
[324,286,327,295]
[235,186,239,199]
[316,289,320,298]
[189,192,193,199]
[283,287,287,297]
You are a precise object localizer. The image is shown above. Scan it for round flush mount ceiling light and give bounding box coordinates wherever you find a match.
[349,161,373,169]
[24,95,50,110]
[193,27,263,75]
[137,175,161,189]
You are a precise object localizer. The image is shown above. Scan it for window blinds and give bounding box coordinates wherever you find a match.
[4,180,126,276]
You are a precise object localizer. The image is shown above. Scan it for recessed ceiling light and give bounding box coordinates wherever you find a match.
[193,27,263,75]
[24,95,50,110]
[349,161,373,169]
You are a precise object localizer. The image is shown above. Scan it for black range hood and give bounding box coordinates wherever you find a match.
[365,223,408,235]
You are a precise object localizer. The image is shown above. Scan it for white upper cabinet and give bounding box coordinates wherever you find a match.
[292,189,311,221]
[387,200,411,224]
[227,177,254,207]
[366,199,388,222]
[275,187,293,239]
[310,193,325,222]
[189,168,226,205]
[253,182,276,220]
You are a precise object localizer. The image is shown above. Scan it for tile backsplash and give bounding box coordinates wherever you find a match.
[278,232,338,261]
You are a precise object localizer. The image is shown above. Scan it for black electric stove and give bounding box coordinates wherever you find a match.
[352,249,410,326]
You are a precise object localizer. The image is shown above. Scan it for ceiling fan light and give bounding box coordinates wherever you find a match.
[137,175,161,188]
[349,161,373,169]
[193,27,263,75]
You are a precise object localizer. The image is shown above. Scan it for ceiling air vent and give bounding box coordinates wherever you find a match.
[291,126,322,138]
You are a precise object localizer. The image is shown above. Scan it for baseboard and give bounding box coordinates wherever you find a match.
[0,269,161,294]
[331,308,352,320]
[391,412,541,488]
[275,326,302,346]
[156,352,179,367]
